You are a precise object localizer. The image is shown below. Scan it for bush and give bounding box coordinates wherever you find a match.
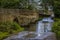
[0,22,24,40]
[0,32,9,40]
[0,0,29,9]
[0,0,21,8]
[52,18,60,40]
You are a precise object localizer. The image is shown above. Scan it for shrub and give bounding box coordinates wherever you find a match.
[0,22,24,40]
[0,32,9,40]
[52,18,60,40]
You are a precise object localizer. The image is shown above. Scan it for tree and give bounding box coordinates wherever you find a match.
[52,18,60,40]
[0,0,20,8]
[0,0,29,9]
[53,0,60,17]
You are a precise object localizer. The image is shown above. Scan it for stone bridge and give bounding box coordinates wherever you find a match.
[0,9,39,26]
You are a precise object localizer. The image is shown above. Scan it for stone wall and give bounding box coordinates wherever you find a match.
[0,9,39,26]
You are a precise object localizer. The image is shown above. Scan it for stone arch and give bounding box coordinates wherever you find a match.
[13,17,19,23]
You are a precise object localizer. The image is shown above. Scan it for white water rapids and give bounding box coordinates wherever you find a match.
[36,17,54,36]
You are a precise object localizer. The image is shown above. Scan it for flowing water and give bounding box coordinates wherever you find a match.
[4,17,54,40]
[36,17,54,37]
[22,17,54,38]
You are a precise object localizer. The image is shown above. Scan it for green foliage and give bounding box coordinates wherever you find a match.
[52,18,60,40]
[0,32,9,40]
[0,0,29,9]
[0,22,24,40]
[28,5,34,10]
[43,0,60,17]
[0,0,35,10]
[0,0,20,8]
[53,0,60,17]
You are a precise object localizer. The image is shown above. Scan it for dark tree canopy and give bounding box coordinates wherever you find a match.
[53,0,60,17]
[0,0,28,9]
